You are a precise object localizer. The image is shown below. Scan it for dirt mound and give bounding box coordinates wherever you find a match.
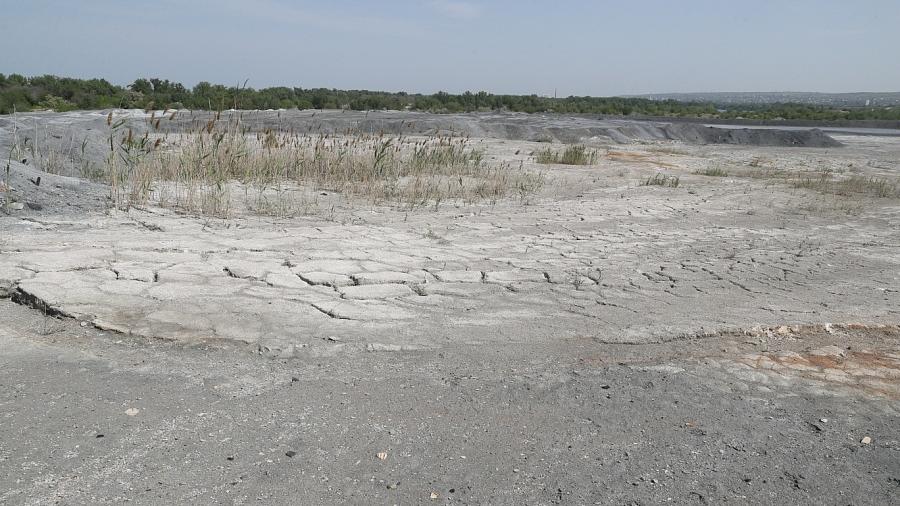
[252,111,843,147]
[1,161,108,215]
[663,123,842,147]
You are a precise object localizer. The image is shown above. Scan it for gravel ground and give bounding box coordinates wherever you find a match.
[0,111,898,504]
[1,302,897,505]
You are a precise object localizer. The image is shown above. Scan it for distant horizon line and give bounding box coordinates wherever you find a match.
[3,72,899,98]
[627,91,900,96]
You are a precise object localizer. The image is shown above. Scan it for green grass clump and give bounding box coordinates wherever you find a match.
[533,145,598,165]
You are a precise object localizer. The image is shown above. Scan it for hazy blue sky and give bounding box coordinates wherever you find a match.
[1,0,897,95]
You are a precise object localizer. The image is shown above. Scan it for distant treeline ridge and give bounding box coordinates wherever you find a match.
[2,73,899,121]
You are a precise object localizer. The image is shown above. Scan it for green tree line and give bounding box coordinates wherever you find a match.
[2,73,898,121]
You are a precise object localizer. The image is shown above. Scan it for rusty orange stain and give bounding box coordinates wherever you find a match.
[739,350,900,399]
[606,150,677,168]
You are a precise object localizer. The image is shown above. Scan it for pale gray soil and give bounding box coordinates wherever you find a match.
[0,111,898,504]
[1,301,898,505]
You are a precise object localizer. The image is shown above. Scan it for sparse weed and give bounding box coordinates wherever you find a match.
[567,267,601,290]
[748,156,768,168]
[790,171,899,198]
[695,166,728,177]
[796,199,865,216]
[715,163,899,215]
[640,173,680,188]
[739,167,788,179]
[648,145,689,156]
[570,274,584,291]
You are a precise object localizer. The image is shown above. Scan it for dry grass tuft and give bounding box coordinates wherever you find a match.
[98,113,545,217]
[790,170,900,198]
[695,166,728,177]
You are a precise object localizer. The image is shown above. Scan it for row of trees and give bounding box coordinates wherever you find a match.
[718,102,900,121]
[2,73,898,121]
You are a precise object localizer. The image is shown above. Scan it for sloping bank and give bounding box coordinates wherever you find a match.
[163,110,843,148]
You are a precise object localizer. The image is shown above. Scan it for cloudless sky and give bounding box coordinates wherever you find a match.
[0,0,897,96]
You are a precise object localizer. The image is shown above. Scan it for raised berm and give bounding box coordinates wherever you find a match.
[1,110,838,154]
[661,123,842,147]
[178,110,844,147]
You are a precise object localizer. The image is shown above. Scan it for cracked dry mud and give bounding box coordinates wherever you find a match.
[1,114,899,504]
